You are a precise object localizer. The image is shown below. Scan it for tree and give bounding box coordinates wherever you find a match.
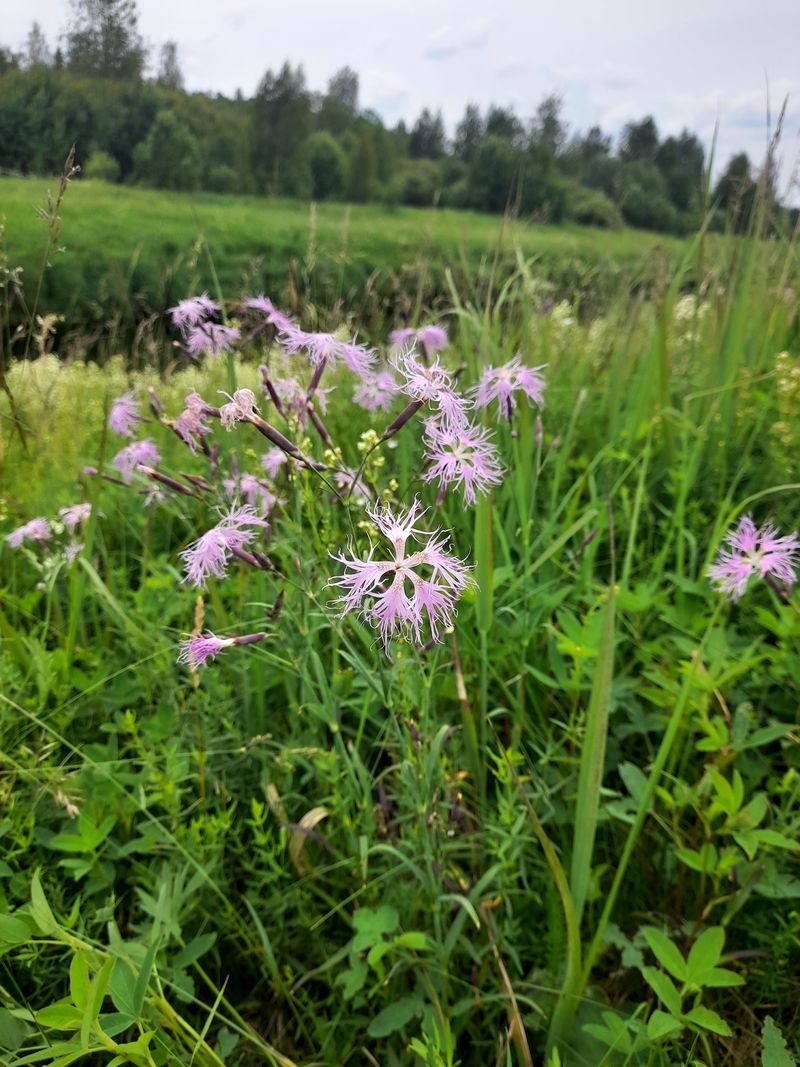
[468,135,519,212]
[616,161,676,231]
[251,62,312,195]
[347,127,376,202]
[327,67,358,111]
[307,131,345,199]
[65,0,146,80]
[134,109,201,190]
[619,116,659,162]
[655,130,704,212]
[533,94,566,157]
[485,105,524,147]
[157,41,183,91]
[713,152,756,232]
[454,104,483,163]
[25,22,52,68]
[408,108,446,159]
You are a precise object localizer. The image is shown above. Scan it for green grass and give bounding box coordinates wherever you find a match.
[0,176,686,347]
[0,202,799,1066]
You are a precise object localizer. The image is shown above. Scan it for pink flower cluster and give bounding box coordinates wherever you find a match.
[279,323,375,377]
[392,350,469,431]
[423,419,504,505]
[473,357,546,421]
[390,324,448,359]
[329,499,473,649]
[109,393,145,437]
[112,438,162,483]
[5,517,50,548]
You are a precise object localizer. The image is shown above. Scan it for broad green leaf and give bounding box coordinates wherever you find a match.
[36,1001,82,1029]
[0,1007,28,1051]
[69,953,90,1011]
[686,927,724,983]
[762,1015,796,1067]
[393,931,428,951]
[0,914,33,945]
[642,928,687,982]
[337,958,367,999]
[109,959,137,1018]
[641,966,682,1017]
[367,996,422,1038]
[174,933,216,969]
[647,1009,682,1041]
[699,966,745,988]
[755,830,800,851]
[683,1005,731,1036]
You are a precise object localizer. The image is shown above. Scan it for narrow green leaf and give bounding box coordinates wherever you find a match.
[641,966,682,1017]
[80,957,113,1050]
[30,872,57,935]
[69,953,90,1011]
[570,583,615,926]
[133,940,159,1017]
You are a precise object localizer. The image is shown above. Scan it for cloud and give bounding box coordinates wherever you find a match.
[423,20,490,61]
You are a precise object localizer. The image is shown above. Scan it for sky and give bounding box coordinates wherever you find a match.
[6,0,800,199]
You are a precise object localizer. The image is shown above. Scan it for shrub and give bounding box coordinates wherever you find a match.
[567,184,623,229]
[83,148,120,183]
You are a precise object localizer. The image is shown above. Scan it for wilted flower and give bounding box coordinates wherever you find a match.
[329,499,473,648]
[169,293,219,333]
[242,294,295,333]
[185,322,240,357]
[179,505,267,587]
[392,349,469,430]
[708,515,800,599]
[64,542,83,564]
[279,324,375,376]
[108,393,145,437]
[353,370,399,412]
[112,439,162,482]
[219,388,258,429]
[5,517,50,548]
[175,391,212,452]
[59,503,92,529]
[423,420,504,505]
[272,377,332,424]
[390,324,448,358]
[473,357,546,420]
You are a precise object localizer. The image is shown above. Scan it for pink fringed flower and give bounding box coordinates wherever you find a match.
[708,515,800,600]
[279,324,375,376]
[109,393,145,437]
[112,439,161,483]
[242,295,295,333]
[175,391,212,452]
[219,388,258,429]
[223,473,282,516]
[177,629,268,667]
[59,503,92,529]
[353,370,398,412]
[423,420,504,505]
[179,505,267,587]
[328,499,473,648]
[392,350,469,430]
[185,322,240,357]
[272,377,332,424]
[390,324,448,358]
[473,357,546,420]
[169,293,219,333]
[5,517,50,548]
[262,448,288,478]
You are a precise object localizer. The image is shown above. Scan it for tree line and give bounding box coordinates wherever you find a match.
[0,0,785,235]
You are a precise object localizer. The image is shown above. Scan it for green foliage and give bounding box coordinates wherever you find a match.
[307,131,346,201]
[133,108,201,191]
[83,146,120,182]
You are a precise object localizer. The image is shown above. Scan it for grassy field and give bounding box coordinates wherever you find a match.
[0,176,686,349]
[1,192,800,1066]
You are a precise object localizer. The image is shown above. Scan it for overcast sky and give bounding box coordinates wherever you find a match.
[7,0,800,198]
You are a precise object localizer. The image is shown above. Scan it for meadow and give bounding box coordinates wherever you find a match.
[0,175,799,1067]
[0,176,685,355]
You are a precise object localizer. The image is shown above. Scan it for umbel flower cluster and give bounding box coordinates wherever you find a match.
[6,291,798,670]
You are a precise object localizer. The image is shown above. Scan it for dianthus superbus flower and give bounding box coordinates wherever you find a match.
[175,391,212,452]
[353,370,398,412]
[392,350,469,431]
[169,293,219,333]
[279,324,375,376]
[185,322,240,357]
[242,295,295,334]
[59,503,92,528]
[5,517,50,548]
[423,420,504,505]
[112,439,161,482]
[177,629,268,667]
[473,357,546,420]
[223,473,281,516]
[219,388,258,429]
[179,505,267,587]
[329,499,473,648]
[390,324,448,359]
[708,515,799,599]
[109,393,145,437]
